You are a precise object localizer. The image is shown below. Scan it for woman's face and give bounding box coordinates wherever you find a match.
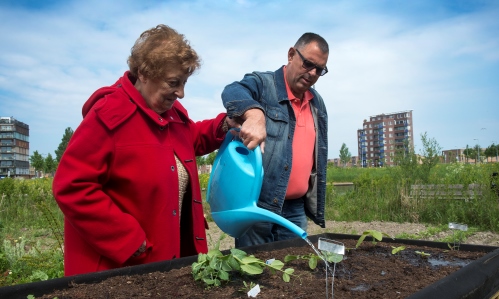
[135,69,190,114]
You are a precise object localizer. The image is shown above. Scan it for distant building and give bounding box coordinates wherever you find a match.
[357,110,414,167]
[0,117,30,178]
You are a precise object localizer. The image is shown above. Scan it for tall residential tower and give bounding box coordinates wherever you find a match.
[357,110,414,167]
[0,117,30,178]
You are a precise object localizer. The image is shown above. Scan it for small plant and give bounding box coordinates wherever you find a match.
[391,246,406,255]
[191,234,295,287]
[285,251,343,270]
[356,229,393,248]
[415,250,431,258]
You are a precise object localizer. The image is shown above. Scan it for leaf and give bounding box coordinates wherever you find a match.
[356,234,367,248]
[268,259,284,270]
[284,255,298,262]
[369,230,383,241]
[391,246,406,255]
[240,263,264,275]
[203,278,216,285]
[308,256,317,269]
[241,256,261,264]
[197,253,207,263]
[282,272,290,282]
[284,268,295,275]
[219,270,230,281]
[220,260,232,271]
[227,256,241,271]
[207,249,223,258]
[327,253,344,263]
[230,248,247,259]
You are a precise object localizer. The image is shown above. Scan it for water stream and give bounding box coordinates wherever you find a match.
[304,237,336,299]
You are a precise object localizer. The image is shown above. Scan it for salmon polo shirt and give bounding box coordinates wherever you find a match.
[283,66,316,199]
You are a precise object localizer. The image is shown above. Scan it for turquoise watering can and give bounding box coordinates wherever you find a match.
[206,132,307,240]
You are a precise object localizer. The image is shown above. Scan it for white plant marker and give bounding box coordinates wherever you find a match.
[247,284,260,298]
[318,238,345,299]
[449,222,468,250]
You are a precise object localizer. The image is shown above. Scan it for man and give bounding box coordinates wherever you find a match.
[221,33,329,247]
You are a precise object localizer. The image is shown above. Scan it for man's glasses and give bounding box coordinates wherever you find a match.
[295,48,328,76]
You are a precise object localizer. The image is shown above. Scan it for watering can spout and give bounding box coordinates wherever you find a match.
[206,132,308,240]
[211,207,308,240]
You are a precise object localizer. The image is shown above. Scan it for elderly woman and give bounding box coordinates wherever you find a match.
[53,25,231,276]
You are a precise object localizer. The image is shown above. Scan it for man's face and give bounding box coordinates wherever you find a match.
[286,42,328,98]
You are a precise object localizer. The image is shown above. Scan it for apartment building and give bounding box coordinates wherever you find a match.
[357,110,414,167]
[0,117,30,178]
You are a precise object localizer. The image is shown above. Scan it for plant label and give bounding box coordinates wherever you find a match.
[247,284,260,297]
[449,222,468,231]
[318,238,345,255]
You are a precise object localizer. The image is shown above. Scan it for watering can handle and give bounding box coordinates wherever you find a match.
[219,130,262,176]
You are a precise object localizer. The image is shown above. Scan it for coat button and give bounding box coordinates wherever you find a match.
[159,126,165,131]
[172,210,177,216]
[273,198,278,204]
[171,166,175,171]
[284,165,288,171]
[158,117,163,122]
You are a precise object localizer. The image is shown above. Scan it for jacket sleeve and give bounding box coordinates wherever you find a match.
[221,72,266,118]
[188,113,227,156]
[52,110,146,265]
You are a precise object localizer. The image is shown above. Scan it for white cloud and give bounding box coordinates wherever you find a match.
[0,0,498,159]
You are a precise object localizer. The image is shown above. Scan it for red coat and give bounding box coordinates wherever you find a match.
[53,71,226,276]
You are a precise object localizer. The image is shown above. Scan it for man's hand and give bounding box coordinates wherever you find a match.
[238,109,266,153]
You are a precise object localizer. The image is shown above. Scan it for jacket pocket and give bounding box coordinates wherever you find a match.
[265,106,287,138]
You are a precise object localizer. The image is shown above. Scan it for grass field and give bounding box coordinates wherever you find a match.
[1,161,498,287]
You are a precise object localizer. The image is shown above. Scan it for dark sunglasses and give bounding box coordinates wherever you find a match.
[295,48,328,76]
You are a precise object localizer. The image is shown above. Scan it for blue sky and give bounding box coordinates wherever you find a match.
[1,0,498,159]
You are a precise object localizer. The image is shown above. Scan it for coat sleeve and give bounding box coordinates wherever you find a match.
[188,112,227,156]
[52,110,146,265]
[221,72,265,118]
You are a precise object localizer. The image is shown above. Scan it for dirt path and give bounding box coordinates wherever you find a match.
[206,220,499,251]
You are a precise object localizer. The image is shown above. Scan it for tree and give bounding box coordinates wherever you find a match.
[205,151,218,166]
[55,127,74,163]
[44,153,57,175]
[484,143,498,163]
[196,155,206,166]
[339,143,352,167]
[463,145,474,163]
[30,150,45,177]
[418,132,442,182]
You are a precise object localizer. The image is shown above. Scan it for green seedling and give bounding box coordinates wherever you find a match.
[285,250,343,270]
[356,229,393,248]
[415,250,431,258]
[192,234,295,287]
[391,246,406,255]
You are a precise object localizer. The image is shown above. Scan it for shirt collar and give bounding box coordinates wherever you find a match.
[283,66,314,103]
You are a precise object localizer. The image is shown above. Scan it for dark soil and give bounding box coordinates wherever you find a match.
[38,239,487,299]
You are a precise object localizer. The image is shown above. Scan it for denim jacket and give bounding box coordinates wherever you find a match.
[222,66,327,228]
